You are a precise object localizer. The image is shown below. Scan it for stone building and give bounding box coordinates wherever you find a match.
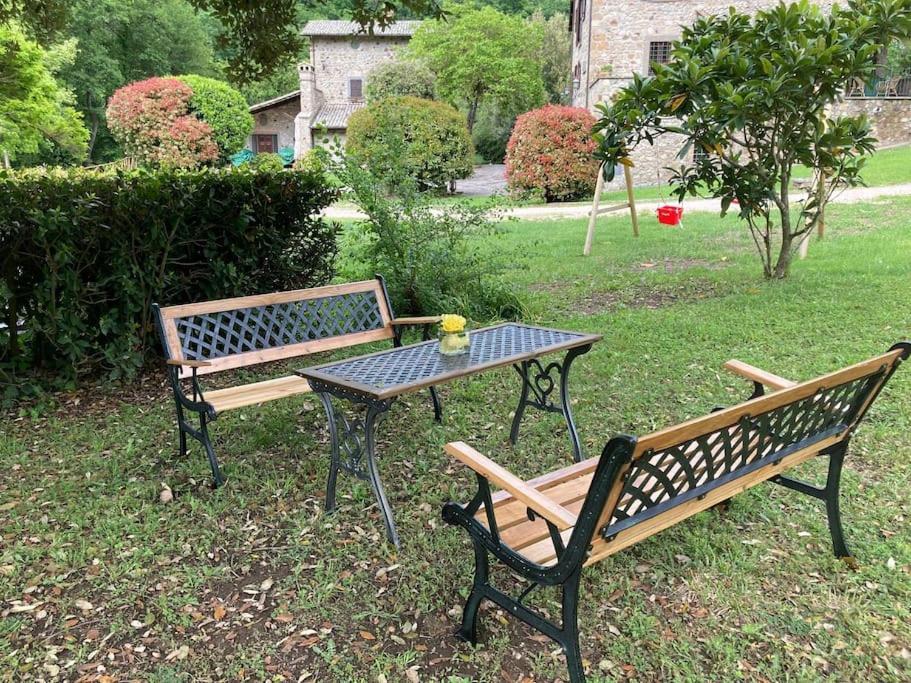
[246,20,420,158]
[570,0,910,187]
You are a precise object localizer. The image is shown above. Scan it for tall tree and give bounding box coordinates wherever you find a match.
[58,0,219,162]
[0,23,87,164]
[408,6,546,132]
[2,0,446,82]
[529,10,571,103]
[594,0,911,279]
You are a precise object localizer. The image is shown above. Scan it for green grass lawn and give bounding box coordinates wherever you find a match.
[2,199,911,681]
[791,144,911,187]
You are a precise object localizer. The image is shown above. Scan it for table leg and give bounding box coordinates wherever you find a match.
[509,344,592,463]
[316,392,400,547]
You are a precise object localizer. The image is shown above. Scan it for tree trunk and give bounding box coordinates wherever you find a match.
[467,98,480,134]
[772,198,794,279]
[773,234,793,278]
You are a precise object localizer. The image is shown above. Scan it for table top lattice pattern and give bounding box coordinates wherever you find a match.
[300,324,594,396]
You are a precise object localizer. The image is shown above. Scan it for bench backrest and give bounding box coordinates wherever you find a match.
[153,279,395,379]
[570,344,908,567]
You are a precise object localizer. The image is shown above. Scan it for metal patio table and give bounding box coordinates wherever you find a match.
[296,322,602,546]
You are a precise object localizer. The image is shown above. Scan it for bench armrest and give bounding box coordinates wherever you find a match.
[445,441,577,530]
[390,316,442,326]
[166,358,212,368]
[724,360,796,391]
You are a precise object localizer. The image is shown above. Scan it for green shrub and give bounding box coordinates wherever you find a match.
[176,74,255,162]
[250,152,286,172]
[365,60,436,102]
[0,166,338,400]
[346,96,473,192]
[328,151,524,320]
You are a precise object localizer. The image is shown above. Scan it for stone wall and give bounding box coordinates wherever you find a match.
[832,98,911,147]
[569,0,911,189]
[311,35,410,104]
[247,100,299,152]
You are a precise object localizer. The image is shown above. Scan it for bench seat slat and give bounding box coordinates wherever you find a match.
[203,375,312,412]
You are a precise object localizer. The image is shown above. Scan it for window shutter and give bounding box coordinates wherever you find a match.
[349,78,363,100]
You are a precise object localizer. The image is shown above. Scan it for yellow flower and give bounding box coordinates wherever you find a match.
[440,314,466,334]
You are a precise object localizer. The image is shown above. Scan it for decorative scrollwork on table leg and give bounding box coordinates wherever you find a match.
[509,344,592,463]
[314,383,400,546]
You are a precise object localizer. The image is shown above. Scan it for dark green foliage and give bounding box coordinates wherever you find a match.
[365,60,436,102]
[58,0,221,164]
[594,0,911,278]
[328,151,524,321]
[472,104,515,163]
[3,0,445,83]
[177,74,254,161]
[0,166,338,399]
[347,96,473,192]
[250,152,287,171]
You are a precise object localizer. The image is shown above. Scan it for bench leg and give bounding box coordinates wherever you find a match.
[824,442,851,559]
[175,402,188,457]
[453,551,587,682]
[199,415,225,488]
[456,539,489,644]
[171,394,224,487]
[771,440,852,559]
[509,344,591,463]
[561,571,585,683]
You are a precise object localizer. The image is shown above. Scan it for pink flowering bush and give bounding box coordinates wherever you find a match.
[505,105,600,202]
[106,77,219,168]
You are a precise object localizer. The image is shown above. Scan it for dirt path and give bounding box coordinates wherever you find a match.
[323,181,911,222]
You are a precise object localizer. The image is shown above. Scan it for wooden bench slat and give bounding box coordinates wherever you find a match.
[724,359,796,391]
[204,375,312,412]
[477,472,594,532]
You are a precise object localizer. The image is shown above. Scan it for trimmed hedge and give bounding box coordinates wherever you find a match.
[346,96,473,192]
[177,74,255,162]
[0,166,338,397]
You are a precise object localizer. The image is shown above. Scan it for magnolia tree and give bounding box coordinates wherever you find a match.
[594,0,911,279]
[107,77,218,168]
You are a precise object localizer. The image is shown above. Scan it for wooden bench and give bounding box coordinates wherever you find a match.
[153,277,440,486]
[442,343,909,683]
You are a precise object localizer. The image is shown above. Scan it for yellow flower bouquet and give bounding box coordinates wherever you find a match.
[438,314,470,355]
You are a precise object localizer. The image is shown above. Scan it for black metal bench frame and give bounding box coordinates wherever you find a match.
[442,342,909,683]
[152,275,440,487]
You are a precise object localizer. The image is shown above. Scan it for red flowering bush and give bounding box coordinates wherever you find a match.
[106,77,219,168]
[505,105,599,202]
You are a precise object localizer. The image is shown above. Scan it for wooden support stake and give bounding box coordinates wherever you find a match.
[624,163,639,238]
[583,165,606,256]
[583,162,638,256]
[799,171,827,260]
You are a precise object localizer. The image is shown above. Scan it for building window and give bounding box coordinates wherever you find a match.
[648,41,673,74]
[693,145,709,164]
[253,134,278,154]
[349,78,363,101]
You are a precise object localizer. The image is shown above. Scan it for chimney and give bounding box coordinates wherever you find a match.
[295,63,318,158]
[299,63,317,118]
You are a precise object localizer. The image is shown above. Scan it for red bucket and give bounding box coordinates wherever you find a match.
[657,205,684,226]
